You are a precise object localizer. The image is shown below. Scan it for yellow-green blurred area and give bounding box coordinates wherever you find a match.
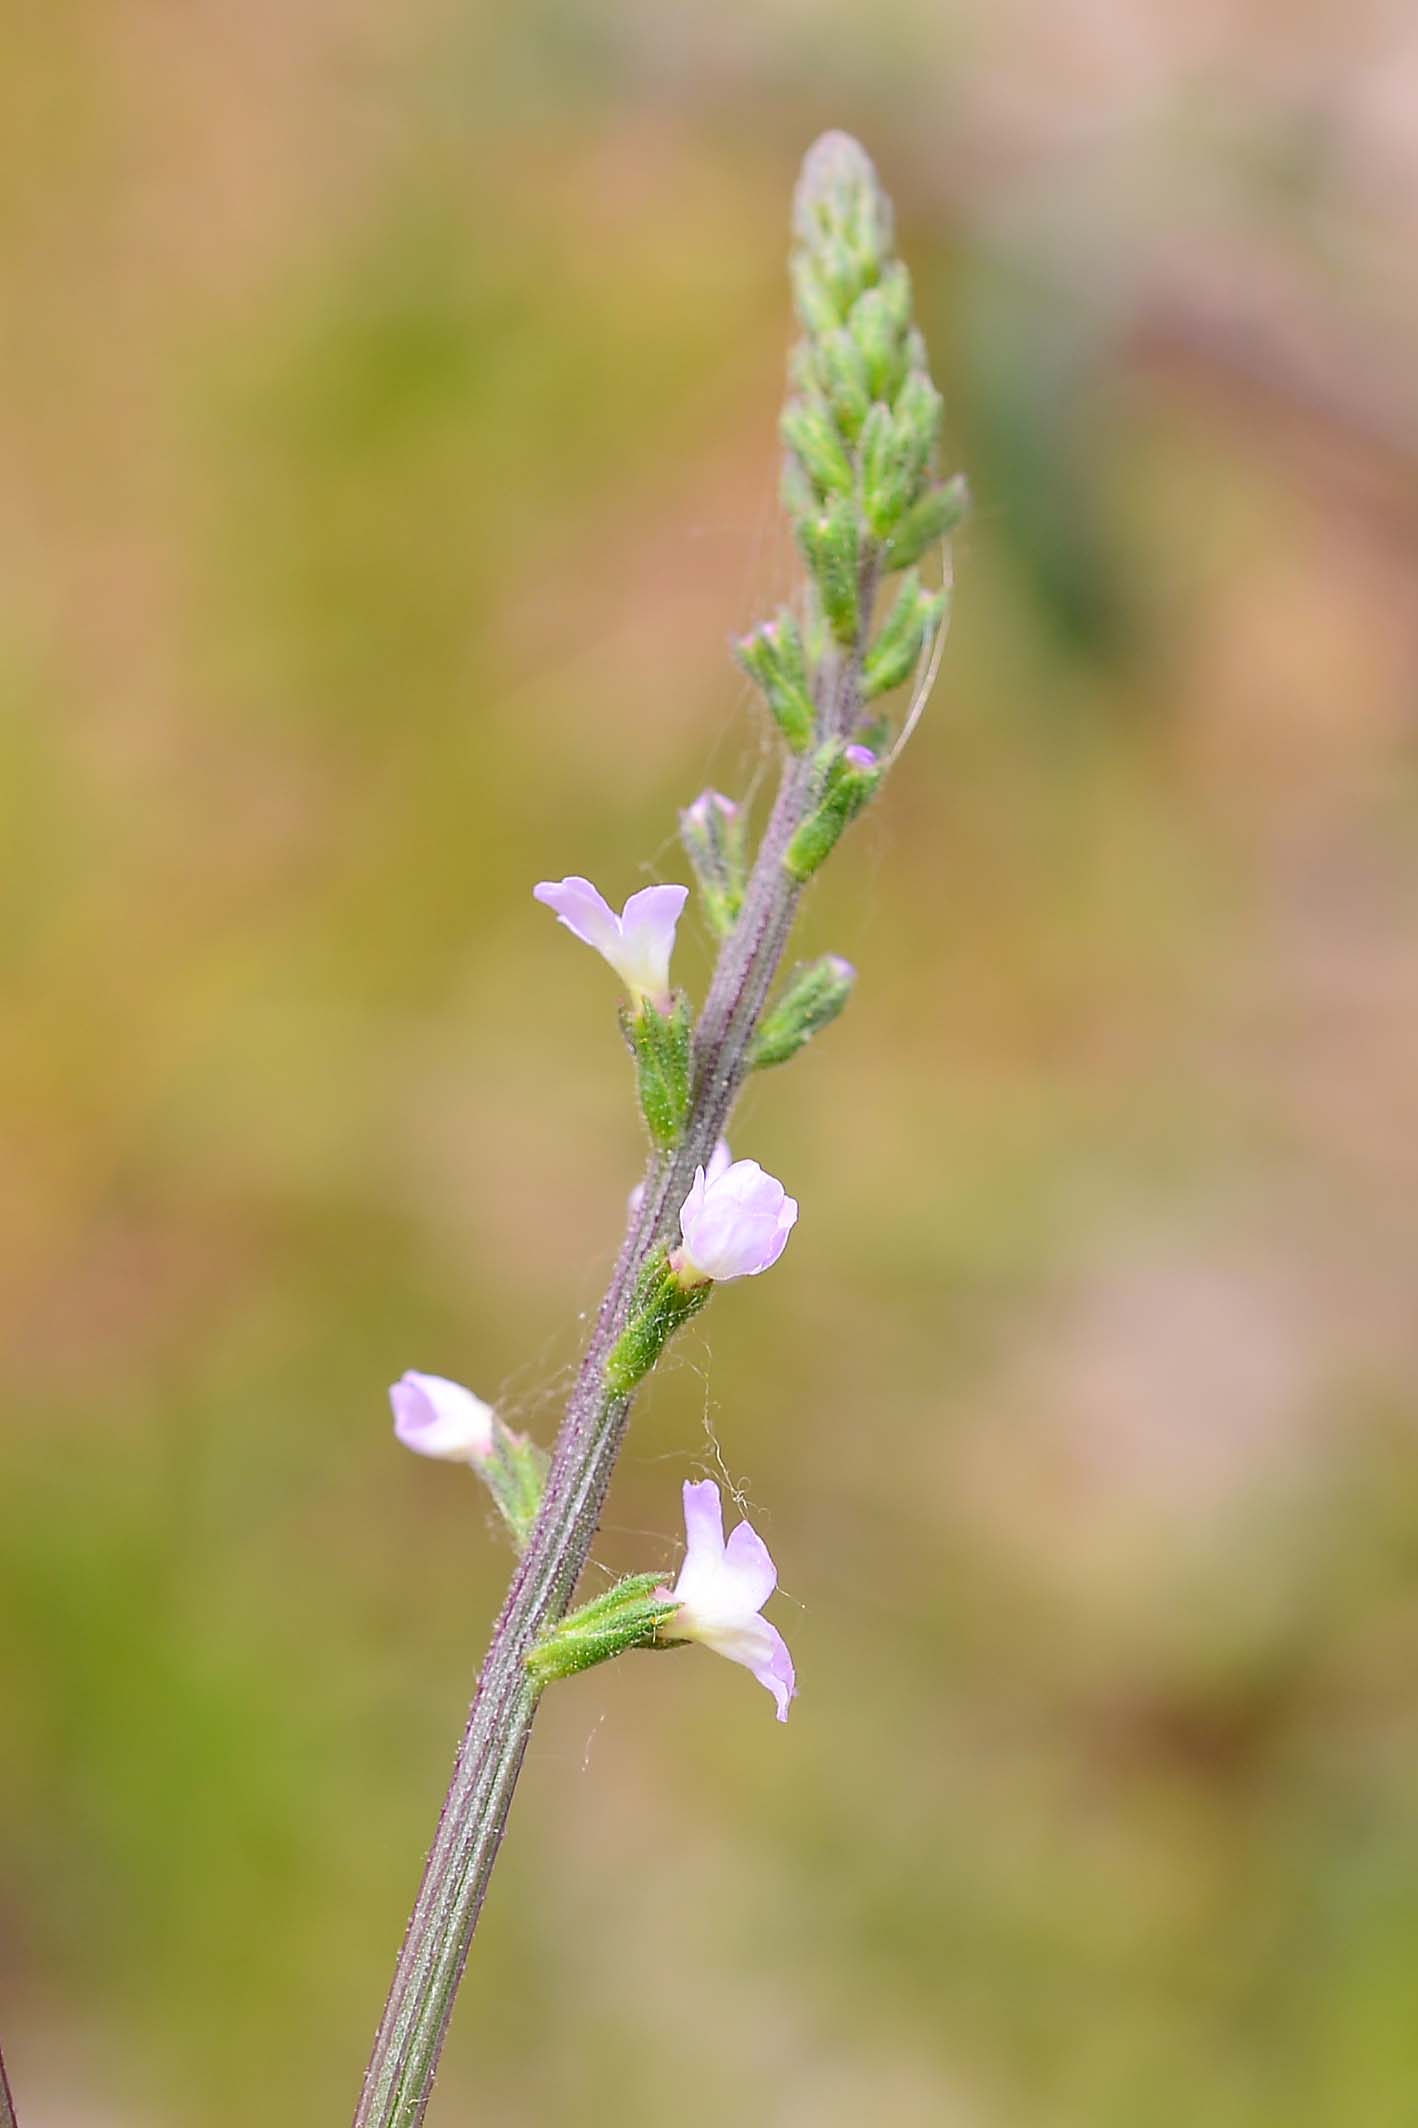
[5,2,1418,2122]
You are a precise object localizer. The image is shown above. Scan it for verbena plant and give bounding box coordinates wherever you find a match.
[354,131,965,2128]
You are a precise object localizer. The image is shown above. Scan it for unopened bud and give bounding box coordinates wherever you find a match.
[797,500,861,645]
[816,328,872,441]
[735,612,816,751]
[847,287,905,405]
[860,374,942,537]
[793,132,894,286]
[881,474,969,571]
[679,789,748,938]
[784,743,882,882]
[752,955,857,1069]
[862,571,949,699]
[780,397,854,500]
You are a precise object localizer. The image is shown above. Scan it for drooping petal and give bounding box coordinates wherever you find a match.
[391,1371,495,1463]
[748,1617,797,1723]
[693,1613,797,1723]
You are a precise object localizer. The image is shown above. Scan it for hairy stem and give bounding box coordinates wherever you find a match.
[352,737,836,2127]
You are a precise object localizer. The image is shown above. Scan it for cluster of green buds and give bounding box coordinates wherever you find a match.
[735,132,966,885]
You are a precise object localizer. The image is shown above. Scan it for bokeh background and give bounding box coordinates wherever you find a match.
[5,3,1418,2123]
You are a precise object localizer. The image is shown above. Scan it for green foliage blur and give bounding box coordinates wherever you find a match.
[4,6,1418,2124]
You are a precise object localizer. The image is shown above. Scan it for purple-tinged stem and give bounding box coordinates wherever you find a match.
[351,714,858,2126]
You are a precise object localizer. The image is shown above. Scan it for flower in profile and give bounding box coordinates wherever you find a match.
[630,1135,732,1215]
[391,1371,495,1464]
[661,1479,796,1722]
[673,1158,798,1285]
[533,876,688,1008]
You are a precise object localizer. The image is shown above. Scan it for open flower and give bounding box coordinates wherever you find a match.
[673,1157,798,1285]
[661,1479,796,1722]
[533,876,688,1007]
[391,1371,495,1464]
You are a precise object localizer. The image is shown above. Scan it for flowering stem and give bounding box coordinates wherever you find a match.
[354,131,955,2128]
[352,750,819,2128]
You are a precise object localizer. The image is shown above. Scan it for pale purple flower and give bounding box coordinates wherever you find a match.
[630,1136,731,1216]
[391,1371,495,1464]
[844,743,877,770]
[533,875,688,1007]
[661,1479,796,1722]
[673,1157,798,1285]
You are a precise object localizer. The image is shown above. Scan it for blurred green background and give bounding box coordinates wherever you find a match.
[5,4,1418,2123]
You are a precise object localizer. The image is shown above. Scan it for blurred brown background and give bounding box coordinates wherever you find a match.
[4,3,1418,2123]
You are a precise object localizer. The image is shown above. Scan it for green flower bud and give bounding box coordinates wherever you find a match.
[846,286,904,405]
[784,742,882,882]
[797,499,861,645]
[780,397,854,500]
[735,611,816,752]
[624,994,692,1149]
[862,571,949,699]
[605,1245,709,1395]
[752,955,857,1069]
[893,369,944,468]
[880,474,969,571]
[816,328,872,441]
[679,789,748,938]
[793,132,894,285]
[817,233,869,317]
[526,1573,681,1688]
[860,383,939,538]
[877,260,913,337]
[790,255,843,339]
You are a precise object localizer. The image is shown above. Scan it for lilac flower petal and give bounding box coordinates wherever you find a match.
[672,1478,729,1616]
[680,1478,726,1565]
[676,1157,797,1282]
[722,1518,778,1610]
[533,877,621,957]
[751,1618,797,1723]
[616,884,688,1001]
[704,1138,733,1186]
[534,875,686,1002]
[391,1371,495,1463]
